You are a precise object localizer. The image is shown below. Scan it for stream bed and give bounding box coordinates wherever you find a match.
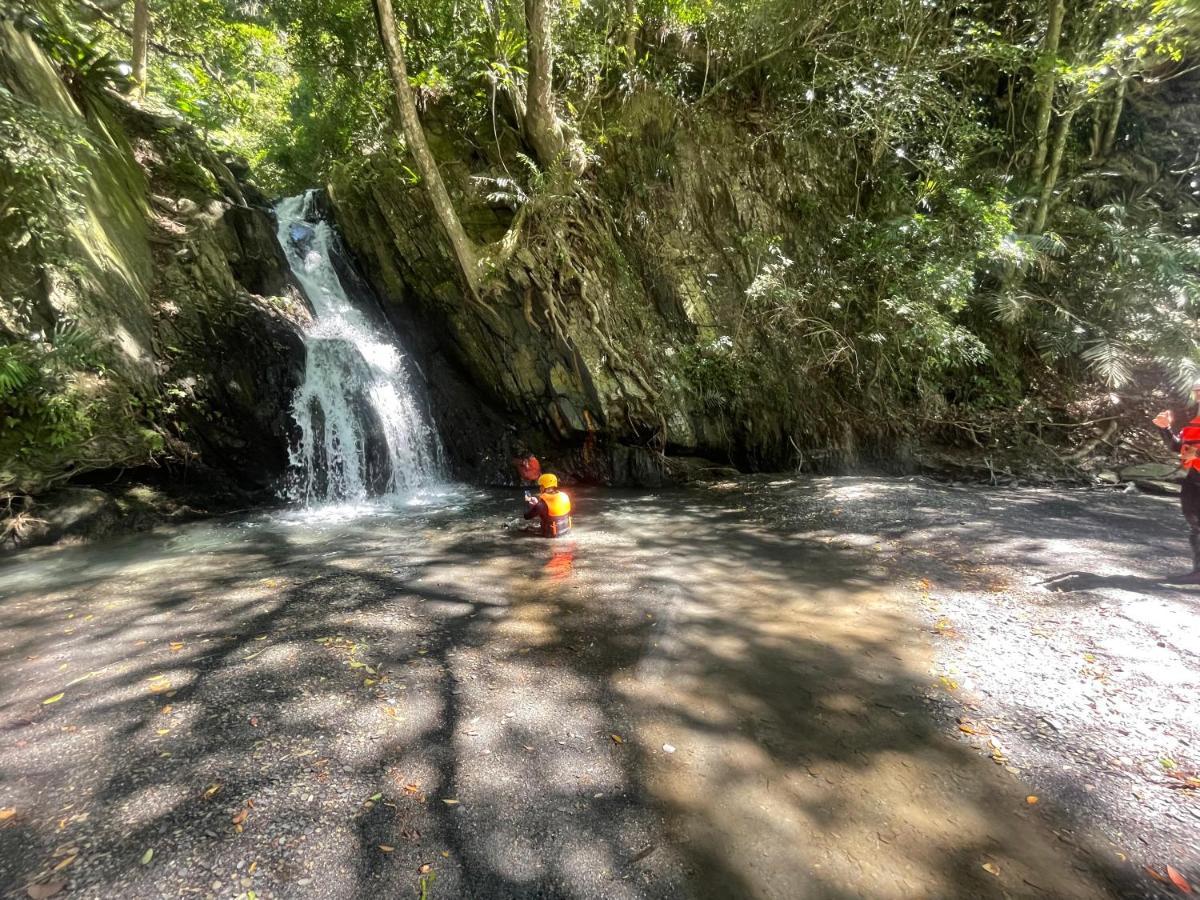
[0,478,1196,899]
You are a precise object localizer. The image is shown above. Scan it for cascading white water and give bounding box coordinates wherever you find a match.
[276,192,444,505]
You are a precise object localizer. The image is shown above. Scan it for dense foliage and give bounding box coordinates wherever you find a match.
[4,0,1200,480]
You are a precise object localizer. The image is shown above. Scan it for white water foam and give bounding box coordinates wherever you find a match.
[276,192,445,507]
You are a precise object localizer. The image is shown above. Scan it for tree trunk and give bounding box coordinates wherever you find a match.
[131,0,149,97]
[1028,0,1066,187]
[1031,104,1077,234]
[372,0,481,301]
[624,0,638,74]
[1099,76,1127,158]
[524,0,584,173]
[524,0,563,165]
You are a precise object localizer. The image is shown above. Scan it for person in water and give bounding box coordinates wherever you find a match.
[1154,380,1200,582]
[524,473,573,538]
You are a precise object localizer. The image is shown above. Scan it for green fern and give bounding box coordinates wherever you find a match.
[0,349,38,398]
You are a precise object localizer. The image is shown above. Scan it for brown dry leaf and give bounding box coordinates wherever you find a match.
[202,783,222,800]
[160,705,173,715]
[1026,795,1038,805]
[611,734,624,744]
[982,862,1000,877]
[958,723,977,735]
[248,861,258,874]
[169,642,184,652]
[1145,866,1169,884]
[379,845,395,853]
[42,693,65,705]
[52,854,77,872]
[26,879,66,899]
[383,707,398,718]
[418,864,432,874]
[148,682,170,694]
[441,799,459,805]
[441,851,449,858]
[231,808,249,826]
[0,808,15,821]
[1167,866,1194,894]
[404,784,420,794]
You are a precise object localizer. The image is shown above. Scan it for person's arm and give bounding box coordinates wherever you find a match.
[1154,411,1181,451]
[524,498,548,520]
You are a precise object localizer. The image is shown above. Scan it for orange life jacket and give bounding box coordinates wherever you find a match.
[1181,417,1200,472]
[538,489,572,537]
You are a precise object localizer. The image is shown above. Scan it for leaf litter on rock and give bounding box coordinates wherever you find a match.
[26,880,66,899]
[1167,866,1194,894]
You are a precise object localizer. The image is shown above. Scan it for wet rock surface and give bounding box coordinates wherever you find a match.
[0,478,1193,898]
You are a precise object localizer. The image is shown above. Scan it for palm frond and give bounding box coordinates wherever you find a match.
[1082,338,1133,387]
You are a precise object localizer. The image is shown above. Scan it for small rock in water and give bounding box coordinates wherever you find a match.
[662,744,676,753]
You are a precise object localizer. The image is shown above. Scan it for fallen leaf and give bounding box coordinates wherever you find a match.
[160,705,173,715]
[26,880,66,899]
[403,784,420,794]
[982,862,1000,876]
[1026,796,1038,805]
[611,734,624,744]
[442,799,459,805]
[202,783,222,800]
[418,864,432,874]
[231,808,249,826]
[249,716,259,727]
[0,808,15,821]
[1168,866,1194,894]
[148,682,170,694]
[1145,866,1169,884]
[370,792,383,802]
[156,728,170,736]
[52,855,77,872]
[379,845,395,852]
[441,851,449,858]
[383,707,398,718]
[42,693,65,705]
[141,848,154,865]
[169,642,184,652]
[248,861,257,874]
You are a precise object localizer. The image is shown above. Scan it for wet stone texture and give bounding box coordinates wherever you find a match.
[0,478,1195,899]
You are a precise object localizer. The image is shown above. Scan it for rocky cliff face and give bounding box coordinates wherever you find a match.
[0,21,307,502]
[329,94,895,484]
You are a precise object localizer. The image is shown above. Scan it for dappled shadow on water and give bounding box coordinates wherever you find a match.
[0,486,1140,898]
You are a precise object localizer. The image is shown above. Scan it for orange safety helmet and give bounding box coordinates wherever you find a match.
[537,473,558,490]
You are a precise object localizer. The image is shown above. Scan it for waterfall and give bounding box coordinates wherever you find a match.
[275,191,444,505]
